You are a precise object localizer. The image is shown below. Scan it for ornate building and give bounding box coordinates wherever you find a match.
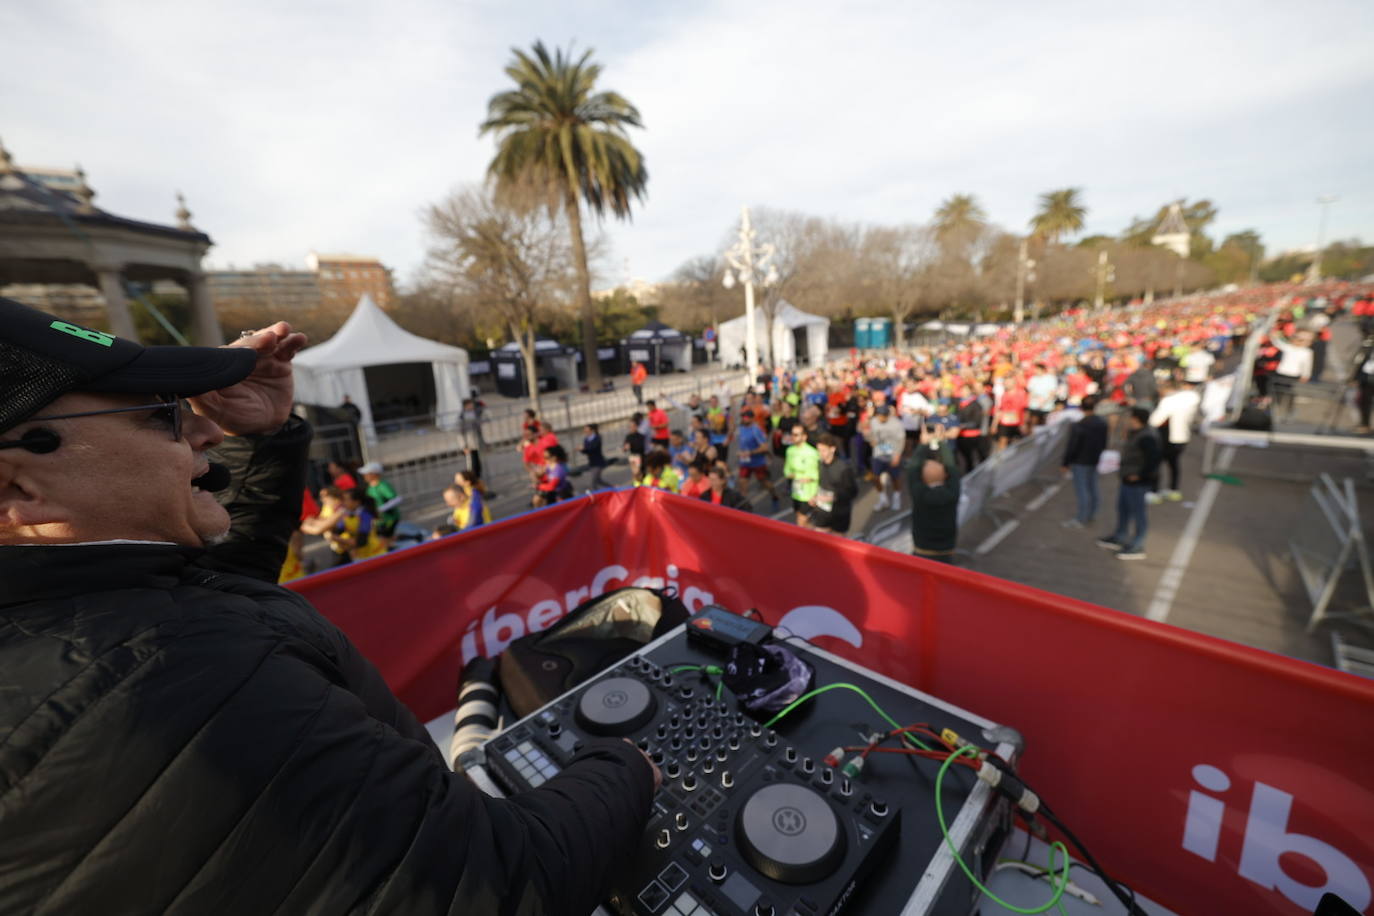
[0,138,222,344]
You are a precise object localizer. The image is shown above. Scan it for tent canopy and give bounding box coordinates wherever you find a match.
[717,301,830,369]
[293,294,470,433]
[496,338,571,355]
[625,320,691,373]
[627,320,686,342]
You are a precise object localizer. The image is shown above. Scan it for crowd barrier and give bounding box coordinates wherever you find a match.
[311,369,744,506]
[294,488,1374,915]
[1291,474,1374,633]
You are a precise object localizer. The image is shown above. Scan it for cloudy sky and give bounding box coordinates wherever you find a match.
[4,0,1372,288]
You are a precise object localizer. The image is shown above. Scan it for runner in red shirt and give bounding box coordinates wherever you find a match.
[646,400,670,449]
[995,382,1028,450]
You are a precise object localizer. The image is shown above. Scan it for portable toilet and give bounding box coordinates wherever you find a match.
[855,318,872,349]
[869,317,892,349]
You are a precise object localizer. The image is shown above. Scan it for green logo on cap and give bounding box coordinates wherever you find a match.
[50,321,115,347]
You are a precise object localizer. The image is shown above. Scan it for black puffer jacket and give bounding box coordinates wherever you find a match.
[0,419,654,915]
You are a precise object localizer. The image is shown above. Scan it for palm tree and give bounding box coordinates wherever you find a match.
[1029,188,1087,244]
[481,41,648,389]
[932,193,987,250]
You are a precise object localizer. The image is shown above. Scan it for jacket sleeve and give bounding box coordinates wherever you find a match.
[197,415,311,582]
[173,612,656,915]
[838,465,858,502]
[1140,432,1163,478]
[1063,423,1083,466]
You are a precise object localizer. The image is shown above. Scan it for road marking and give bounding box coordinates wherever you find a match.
[976,520,1021,555]
[1024,482,1062,513]
[1146,446,1235,622]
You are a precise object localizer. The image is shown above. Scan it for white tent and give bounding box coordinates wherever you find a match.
[293,294,470,436]
[717,301,830,369]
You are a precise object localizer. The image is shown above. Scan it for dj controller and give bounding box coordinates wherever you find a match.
[466,622,1021,916]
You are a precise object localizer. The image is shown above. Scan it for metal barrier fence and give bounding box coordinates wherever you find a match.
[1226,307,1277,422]
[309,368,748,509]
[1290,473,1374,634]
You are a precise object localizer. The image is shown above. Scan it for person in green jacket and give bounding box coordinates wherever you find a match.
[905,424,961,563]
[784,423,820,528]
[359,462,401,546]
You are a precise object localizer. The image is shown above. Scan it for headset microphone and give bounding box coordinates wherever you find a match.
[0,429,61,454]
[192,462,231,493]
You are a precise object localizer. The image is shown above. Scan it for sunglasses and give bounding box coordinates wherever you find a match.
[27,395,184,441]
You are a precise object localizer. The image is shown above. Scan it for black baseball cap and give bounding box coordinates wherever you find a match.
[0,297,256,433]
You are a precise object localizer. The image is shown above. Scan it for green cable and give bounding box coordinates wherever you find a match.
[761,683,935,751]
[935,746,1070,914]
[715,680,724,701]
[995,860,1076,916]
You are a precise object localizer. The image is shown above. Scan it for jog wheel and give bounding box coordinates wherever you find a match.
[574,676,657,736]
[736,783,847,884]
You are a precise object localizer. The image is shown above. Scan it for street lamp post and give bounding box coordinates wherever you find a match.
[1013,237,1036,323]
[1094,249,1115,310]
[1308,194,1338,283]
[722,206,778,380]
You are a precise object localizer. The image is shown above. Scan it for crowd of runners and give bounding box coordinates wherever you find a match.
[280,281,1373,579]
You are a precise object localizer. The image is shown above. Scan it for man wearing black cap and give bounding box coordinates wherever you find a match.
[0,299,657,914]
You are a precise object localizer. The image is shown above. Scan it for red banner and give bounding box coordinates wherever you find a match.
[295,489,1374,915]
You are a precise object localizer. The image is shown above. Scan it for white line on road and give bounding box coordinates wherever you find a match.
[1146,446,1235,622]
[1025,482,1063,513]
[976,520,1021,555]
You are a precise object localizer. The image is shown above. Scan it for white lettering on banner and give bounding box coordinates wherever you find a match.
[458,563,717,664]
[1182,764,1229,861]
[1183,764,1370,911]
[454,567,874,664]
[776,606,864,648]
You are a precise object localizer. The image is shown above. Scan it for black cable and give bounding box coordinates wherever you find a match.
[1037,806,1144,915]
[983,756,1146,915]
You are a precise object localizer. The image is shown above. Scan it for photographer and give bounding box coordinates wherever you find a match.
[905,422,962,564]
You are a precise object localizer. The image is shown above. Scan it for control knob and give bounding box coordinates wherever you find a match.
[675,812,689,832]
[682,774,698,792]
[871,799,889,817]
[708,863,728,883]
[656,828,671,849]
[721,770,734,788]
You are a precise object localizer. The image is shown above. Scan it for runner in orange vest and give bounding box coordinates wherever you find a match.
[630,361,648,404]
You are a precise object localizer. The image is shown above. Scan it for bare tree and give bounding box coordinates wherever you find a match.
[863,224,938,347]
[657,255,731,335]
[422,184,574,413]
